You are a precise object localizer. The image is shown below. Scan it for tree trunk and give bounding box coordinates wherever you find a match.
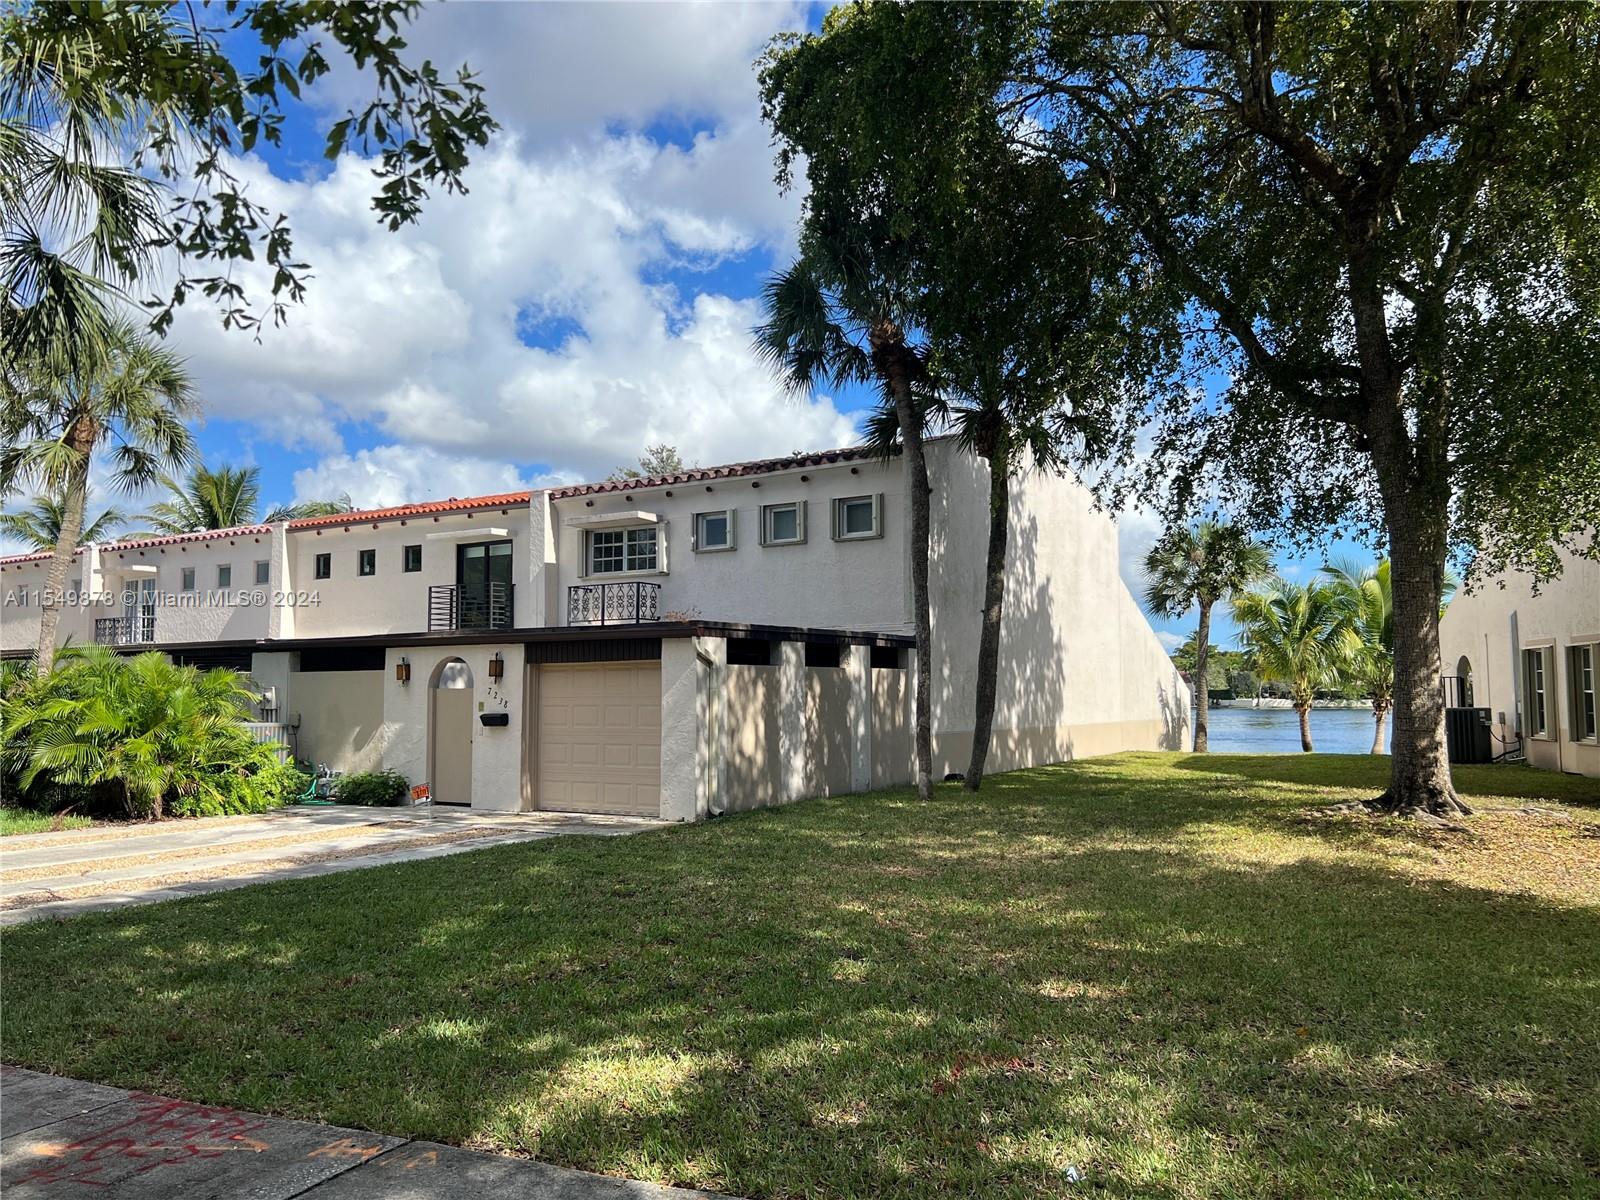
[1193,601,1212,752]
[1370,698,1389,755]
[964,431,1010,791]
[884,354,935,800]
[1296,702,1313,752]
[34,418,95,676]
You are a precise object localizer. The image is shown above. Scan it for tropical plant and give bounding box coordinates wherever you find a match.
[0,647,282,819]
[1144,523,1273,751]
[1,1,494,355]
[263,493,355,523]
[1,321,194,674]
[1322,558,1459,755]
[336,769,410,807]
[138,463,262,535]
[0,492,125,550]
[1231,580,1360,753]
[754,231,937,801]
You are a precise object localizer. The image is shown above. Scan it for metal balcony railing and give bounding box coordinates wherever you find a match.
[94,615,156,646]
[427,582,514,632]
[567,581,660,626]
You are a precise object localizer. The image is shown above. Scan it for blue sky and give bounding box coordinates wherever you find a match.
[75,2,1378,653]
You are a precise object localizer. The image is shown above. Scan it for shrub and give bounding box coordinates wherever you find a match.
[0,647,289,820]
[335,769,410,807]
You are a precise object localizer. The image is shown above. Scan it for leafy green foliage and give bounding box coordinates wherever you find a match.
[136,463,262,536]
[1,0,496,348]
[0,492,125,550]
[608,446,691,482]
[1143,524,1275,621]
[1231,581,1361,713]
[0,648,286,819]
[336,769,410,807]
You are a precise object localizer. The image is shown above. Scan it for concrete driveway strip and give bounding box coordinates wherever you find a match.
[0,1068,733,1200]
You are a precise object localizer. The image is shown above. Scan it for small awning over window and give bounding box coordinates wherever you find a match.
[563,511,660,530]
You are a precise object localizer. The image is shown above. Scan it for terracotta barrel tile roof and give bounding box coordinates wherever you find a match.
[547,444,890,499]
[285,491,532,528]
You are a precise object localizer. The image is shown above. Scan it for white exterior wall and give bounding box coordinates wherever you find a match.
[548,458,909,632]
[923,440,1191,775]
[290,506,534,638]
[1439,550,1600,778]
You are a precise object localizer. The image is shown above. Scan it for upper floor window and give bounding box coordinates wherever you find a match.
[761,501,806,546]
[833,494,883,541]
[216,564,232,589]
[1570,643,1597,742]
[254,560,270,585]
[1523,647,1549,738]
[314,552,332,580]
[358,548,376,577]
[693,510,734,552]
[590,527,657,574]
[181,566,196,591]
[403,544,422,572]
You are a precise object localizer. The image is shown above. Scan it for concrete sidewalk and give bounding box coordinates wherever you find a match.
[0,1067,732,1199]
[1,805,661,926]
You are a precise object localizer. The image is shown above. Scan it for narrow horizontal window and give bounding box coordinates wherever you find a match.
[870,645,905,670]
[804,642,842,669]
[727,637,776,666]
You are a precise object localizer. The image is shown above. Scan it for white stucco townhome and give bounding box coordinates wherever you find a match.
[2,439,1190,818]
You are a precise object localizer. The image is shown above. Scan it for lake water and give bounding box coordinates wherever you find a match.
[1198,705,1388,755]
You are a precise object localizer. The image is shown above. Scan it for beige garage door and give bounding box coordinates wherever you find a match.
[537,663,662,816]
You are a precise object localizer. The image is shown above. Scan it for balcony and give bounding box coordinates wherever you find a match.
[427,582,514,633]
[567,581,660,626]
[94,616,156,646]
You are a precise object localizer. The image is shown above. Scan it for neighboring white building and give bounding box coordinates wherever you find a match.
[2,440,1189,817]
[1438,548,1600,779]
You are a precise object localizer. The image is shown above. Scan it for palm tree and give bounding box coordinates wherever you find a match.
[755,226,937,801]
[1,321,194,674]
[138,463,261,534]
[1143,522,1273,751]
[0,492,125,550]
[263,493,355,522]
[1321,557,1458,755]
[1,7,175,369]
[1231,579,1359,752]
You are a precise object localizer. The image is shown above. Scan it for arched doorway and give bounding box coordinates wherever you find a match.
[429,657,474,806]
[1455,656,1474,707]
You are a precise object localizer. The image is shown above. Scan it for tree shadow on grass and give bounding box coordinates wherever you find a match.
[1167,752,1600,806]
[4,789,1599,1199]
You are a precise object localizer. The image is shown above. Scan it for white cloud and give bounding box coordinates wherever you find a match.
[1155,629,1186,652]
[287,445,576,511]
[161,2,848,494]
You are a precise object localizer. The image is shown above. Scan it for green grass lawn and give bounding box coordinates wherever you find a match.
[3,754,1597,1198]
[0,807,93,836]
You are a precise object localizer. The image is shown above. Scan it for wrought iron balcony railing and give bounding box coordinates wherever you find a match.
[427,582,514,632]
[567,581,660,626]
[94,615,156,646]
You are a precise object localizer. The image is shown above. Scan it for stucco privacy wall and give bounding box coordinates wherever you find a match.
[543,457,910,632]
[1439,550,1600,778]
[286,668,387,774]
[923,441,1190,776]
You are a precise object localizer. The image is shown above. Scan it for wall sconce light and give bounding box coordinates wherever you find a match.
[396,657,411,685]
[488,652,504,682]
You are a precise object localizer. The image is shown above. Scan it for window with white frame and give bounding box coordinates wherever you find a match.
[761,501,806,546]
[694,510,734,552]
[589,526,657,574]
[1523,647,1550,737]
[833,493,882,540]
[1570,643,1597,742]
